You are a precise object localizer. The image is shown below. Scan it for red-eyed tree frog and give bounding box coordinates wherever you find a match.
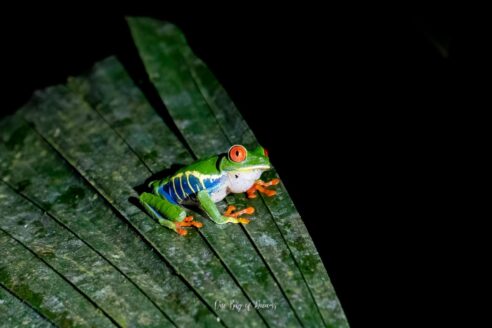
[139,145,280,236]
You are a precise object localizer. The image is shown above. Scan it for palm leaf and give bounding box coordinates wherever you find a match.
[0,285,53,328]
[0,116,217,327]
[68,56,299,327]
[128,17,348,327]
[0,16,348,327]
[20,85,262,327]
[0,180,172,327]
[0,209,114,327]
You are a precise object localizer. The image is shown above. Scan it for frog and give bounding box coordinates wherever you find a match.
[139,144,280,236]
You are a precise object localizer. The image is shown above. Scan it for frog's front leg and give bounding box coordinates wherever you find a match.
[139,192,202,236]
[196,190,253,225]
[246,178,281,199]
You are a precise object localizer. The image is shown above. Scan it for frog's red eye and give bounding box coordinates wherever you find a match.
[264,148,269,157]
[229,145,247,163]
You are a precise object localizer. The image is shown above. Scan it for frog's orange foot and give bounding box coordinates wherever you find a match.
[247,178,281,199]
[224,205,254,224]
[176,216,203,230]
[224,205,255,217]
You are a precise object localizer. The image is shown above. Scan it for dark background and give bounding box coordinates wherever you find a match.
[1,6,475,327]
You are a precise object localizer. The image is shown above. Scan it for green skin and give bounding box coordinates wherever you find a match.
[139,145,272,234]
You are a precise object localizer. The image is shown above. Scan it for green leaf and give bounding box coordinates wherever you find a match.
[21,85,265,327]
[128,18,322,325]
[0,177,173,327]
[0,226,115,327]
[187,43,349,328]
[67,57,192,169]
[0,285,53,328]
[0,15,348,327]
[128,17,348,327]
[126,17,232,157]
[69,55,302,327]
[0,116,218,327]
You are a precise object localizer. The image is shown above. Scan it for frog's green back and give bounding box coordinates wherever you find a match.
[173,155,222,176]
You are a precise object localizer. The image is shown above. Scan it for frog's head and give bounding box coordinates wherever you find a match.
[220,144,271,172]
[220,145,272,193]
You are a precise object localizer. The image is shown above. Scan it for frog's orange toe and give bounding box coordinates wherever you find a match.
[224,206,255,218]
[192,221,203,228]
[238,218,250,224]
[224,205,237,216]
[247,190,258,199]
[176,228,188,236]
[247,179,280,198]
[243,207,255,215]
[178,216,203,229]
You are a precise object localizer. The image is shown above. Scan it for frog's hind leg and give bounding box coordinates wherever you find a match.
[139,192,202,236]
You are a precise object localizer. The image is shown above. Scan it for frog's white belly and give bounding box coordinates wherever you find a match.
[209,169,265,203]
[210,184,229,203]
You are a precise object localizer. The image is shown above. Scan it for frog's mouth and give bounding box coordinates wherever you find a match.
[235,165,271,172]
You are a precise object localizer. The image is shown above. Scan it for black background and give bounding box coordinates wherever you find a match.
[1,5,476,327]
